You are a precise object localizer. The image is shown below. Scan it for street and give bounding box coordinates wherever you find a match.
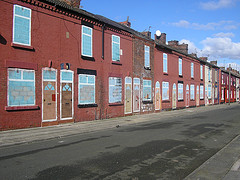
[0,104,240,180]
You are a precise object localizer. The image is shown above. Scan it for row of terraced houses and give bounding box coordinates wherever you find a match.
[0,0,239,131]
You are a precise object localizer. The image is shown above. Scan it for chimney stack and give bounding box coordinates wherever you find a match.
[199,57,208,61]
[120,16,131,28]
[210,61,217,66]
[155,33,166,44]
[168,40,188,54]
[190,53,197,58]
[141,31,151,38]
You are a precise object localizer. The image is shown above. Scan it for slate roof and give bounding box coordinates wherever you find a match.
[42,0,97,19]
[39,0,239,76]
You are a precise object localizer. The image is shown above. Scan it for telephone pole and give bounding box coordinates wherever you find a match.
[228,64,231,105]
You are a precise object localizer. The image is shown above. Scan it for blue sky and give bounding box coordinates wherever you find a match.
[81,0,240,71]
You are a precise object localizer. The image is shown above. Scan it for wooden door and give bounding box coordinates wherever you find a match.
[196,85,199,106]
[42,69,57,121]
[172,83,177,109]
[60,70,73,120]
[61,83,73,119]
[155,81,161,110]
[125,77,132,114]
[133,78,140,112]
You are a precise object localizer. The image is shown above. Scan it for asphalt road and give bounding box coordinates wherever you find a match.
[0,104,240,180]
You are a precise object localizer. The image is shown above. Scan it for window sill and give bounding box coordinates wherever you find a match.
[81,55,95,61]
[112,61,122,65]
[109,103,123,106]
[201,79,203,81]
[162,100,170,103]
[190,99,195,101]
[178,99,184,102]
[78,104,98,108]
[144,67,151,70]
[179,75,183,78]
[191,77,194,80]
[142,100,153,104]
[163,73,168,75]
[5,105,39,111]
[200,98,204,100]
[11,43,34,51]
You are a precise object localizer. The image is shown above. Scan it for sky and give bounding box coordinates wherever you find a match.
[81,0,240,71]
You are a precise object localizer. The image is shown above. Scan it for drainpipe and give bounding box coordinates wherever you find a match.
[229,67,231,105]
[102,24,105,59]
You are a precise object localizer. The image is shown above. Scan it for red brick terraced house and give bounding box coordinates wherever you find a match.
[219,67,240,104]
[154,37,205,111]
[0,0,133,130]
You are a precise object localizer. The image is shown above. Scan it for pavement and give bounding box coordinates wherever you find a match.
[0,102,240,180]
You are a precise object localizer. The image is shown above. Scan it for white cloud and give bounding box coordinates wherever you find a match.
[218,62,240,71]
[200,0,237,10]
[179,39,201,55]
[179,38,240,60]
[201,37,240,59]
[172,20,190,28]
[170,20,238,30]
[213,32,235,37]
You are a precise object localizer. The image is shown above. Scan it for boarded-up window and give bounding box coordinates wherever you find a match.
[79,74,95,104]
[13,5,31,46]
[162,81,169,100]
[200,85,204,99]
[143,80,151,101]
[144,45,150,68]
[82,25,92,57]
[191,63,194,78]
[112,35,120,61]
[163,53,168,73]
[208,84,212,98]
[200,65,203,80]
[190,84,195,100]
[109,77,122,103]
[8,68,35,106]
[178,83,183,100]
[179,58,182,76]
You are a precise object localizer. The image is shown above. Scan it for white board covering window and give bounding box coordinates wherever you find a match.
[178,83,183,100]
[78,74,95,104]
[190,84,195,100]
[163,53,168,73]
[179,58,182,76]
[208,84,212,98]
[8,68,35,106]
[109,77,122,103]
[143,80,151,101]
[13,5,31,46]
[200,85,204,99]
[191,63,194,78]
[144,45,150,68]
[112,35,120,61]
[82,25,92,57]
[162,81,169,100]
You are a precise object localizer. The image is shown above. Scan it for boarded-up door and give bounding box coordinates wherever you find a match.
[42,69,57,121]
[155,81,161,110]
[133,78,140,112]
[186,84,189,107]
[125,77,132,114]
[205,87,208,105]
[61,70,73,120]
[196,85,199,106]
[172,83,177,109]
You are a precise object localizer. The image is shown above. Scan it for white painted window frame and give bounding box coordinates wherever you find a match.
[13,4,32,46]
